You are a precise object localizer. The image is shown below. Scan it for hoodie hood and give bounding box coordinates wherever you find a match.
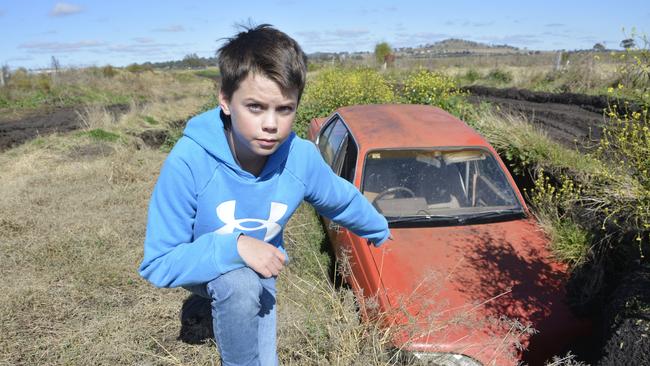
[182,107,295,180]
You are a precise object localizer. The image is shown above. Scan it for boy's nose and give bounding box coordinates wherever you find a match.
[261,113,278,132]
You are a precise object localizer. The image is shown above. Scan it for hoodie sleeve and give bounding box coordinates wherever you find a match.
[303,143,390,246]
[138,154,245,288]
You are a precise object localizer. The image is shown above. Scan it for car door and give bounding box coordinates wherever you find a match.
[316,118,378,302]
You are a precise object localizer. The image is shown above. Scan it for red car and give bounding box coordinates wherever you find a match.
[308,104,590,366]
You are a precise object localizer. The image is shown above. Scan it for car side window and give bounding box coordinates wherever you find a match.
[317,118,336,159]
[333,134,357,183]
[318,118,348,166]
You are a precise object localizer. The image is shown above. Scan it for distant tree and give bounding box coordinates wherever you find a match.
[374,42,393,69]
[102,65,116,78]
[620,38,636,50]
[141,62,154,72]
[593,43,606,52]
[126,63,144,73]
[182,53,205,69]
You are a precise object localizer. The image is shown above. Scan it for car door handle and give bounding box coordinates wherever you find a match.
[328,222,341,233]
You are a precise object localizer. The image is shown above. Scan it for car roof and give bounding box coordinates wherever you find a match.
[334,104,490,150]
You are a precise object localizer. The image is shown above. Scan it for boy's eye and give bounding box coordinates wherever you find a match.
[278,106,295,114]
[247,104,263,112]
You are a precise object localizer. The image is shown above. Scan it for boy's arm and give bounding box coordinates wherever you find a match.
[138,156,245,288]
[303,144,390,246]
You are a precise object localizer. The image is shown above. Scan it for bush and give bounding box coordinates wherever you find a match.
[615,35,650,99]
[125,63,152,73]
[294,67,396,136]
[594,98,650,243]
[401,68,471,118]
[102,65,117,78]
[526,169,591,266]
[486,68,513,84]
[463,69,482,83]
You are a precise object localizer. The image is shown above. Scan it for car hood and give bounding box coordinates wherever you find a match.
[368,218,587,364]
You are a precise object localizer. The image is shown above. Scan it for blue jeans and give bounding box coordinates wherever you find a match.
[185,267,278,366]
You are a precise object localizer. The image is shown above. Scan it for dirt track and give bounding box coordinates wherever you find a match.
[0,104,128,151]
[0,87,616,152]
[466,86,610,150]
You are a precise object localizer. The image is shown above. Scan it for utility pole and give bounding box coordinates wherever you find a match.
[554,52,562,72]
[0,64,7,87]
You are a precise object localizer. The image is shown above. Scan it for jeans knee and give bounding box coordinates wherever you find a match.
[207,267,263,317]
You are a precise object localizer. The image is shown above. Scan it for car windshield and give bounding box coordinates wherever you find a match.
[362,149,523,220]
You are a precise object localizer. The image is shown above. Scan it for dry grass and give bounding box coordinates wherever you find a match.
[0,135,394,365]
[1,69,544,365]
[0,71,221,364]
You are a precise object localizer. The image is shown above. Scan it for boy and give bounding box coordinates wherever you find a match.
[139,24,390,366]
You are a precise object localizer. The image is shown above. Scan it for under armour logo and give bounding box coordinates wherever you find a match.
[215,200,288,241]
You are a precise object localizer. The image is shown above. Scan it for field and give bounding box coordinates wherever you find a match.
[1,48,649,365]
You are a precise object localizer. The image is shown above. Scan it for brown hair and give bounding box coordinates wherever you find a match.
[217,24,307,104]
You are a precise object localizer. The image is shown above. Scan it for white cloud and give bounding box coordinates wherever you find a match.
[153,25,186,32]
[19,40,105,53]
[6,56,33,62]
[50,2,83,17]
[475,34,543,45]
[132,37,155,44]
[462,21,494,27]
[108,42,182,54]
[327,29,369,38]
[395,32,452,45]
[295,29,375,52]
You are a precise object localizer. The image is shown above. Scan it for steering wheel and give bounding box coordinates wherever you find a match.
[372,186,416,205]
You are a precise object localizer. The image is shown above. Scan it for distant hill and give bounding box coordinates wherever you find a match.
[396,38,522,57]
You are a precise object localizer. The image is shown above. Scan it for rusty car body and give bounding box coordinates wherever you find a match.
[308,104,590,365]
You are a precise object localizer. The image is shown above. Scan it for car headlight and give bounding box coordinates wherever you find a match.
[399,351,483,366]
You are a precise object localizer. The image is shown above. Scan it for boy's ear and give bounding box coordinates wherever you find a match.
[218,90,231,115]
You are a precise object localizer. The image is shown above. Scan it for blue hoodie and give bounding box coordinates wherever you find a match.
[139,107,390,288]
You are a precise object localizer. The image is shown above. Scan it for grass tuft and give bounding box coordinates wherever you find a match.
[81,128,121,142]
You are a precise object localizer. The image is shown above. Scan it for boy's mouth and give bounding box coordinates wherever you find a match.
[256,138,278,149]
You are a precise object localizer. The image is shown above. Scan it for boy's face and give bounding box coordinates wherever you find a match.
[219,73,298,163]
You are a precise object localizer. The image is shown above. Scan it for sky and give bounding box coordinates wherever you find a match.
[1,0,648,70]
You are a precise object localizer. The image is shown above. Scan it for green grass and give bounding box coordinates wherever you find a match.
[551,220,592,265]
[193,68,220,79]
[143,115,159,125]
[79,128,121,142]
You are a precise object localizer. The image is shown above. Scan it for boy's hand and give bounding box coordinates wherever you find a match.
[237,235,286,278]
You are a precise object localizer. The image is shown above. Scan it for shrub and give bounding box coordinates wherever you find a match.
[615,34,650,99]
[486,68,513,84]
[463,69,482,83]
[125,63,145,73]
[594,98,650,243]
[526,169,591,266]
[294,67,396,136]
[102,65,117,78]
[401,68,472,118]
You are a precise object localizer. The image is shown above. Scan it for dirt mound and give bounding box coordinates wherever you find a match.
[139,129,169,149]
[0,104,128,152]
[596,264,650,366]
[465,86,611,150]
